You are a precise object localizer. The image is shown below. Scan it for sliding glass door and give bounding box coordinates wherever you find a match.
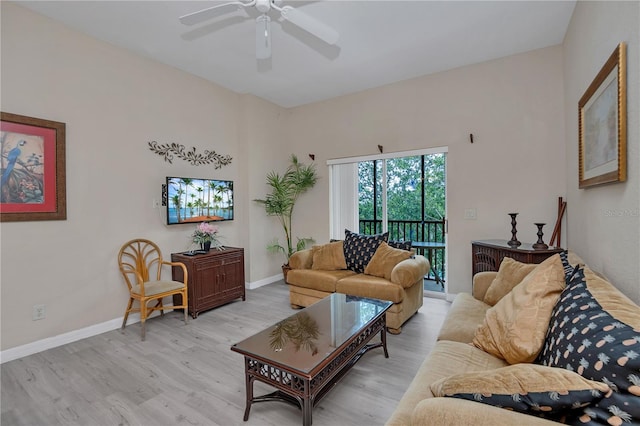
[329,148,447,291]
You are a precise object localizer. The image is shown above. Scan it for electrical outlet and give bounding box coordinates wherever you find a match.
[464,208,477,220]
[33,304,46,321]
[152,199,160,209]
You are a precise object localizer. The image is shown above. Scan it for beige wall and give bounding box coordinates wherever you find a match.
[0,3,279,350]
[286,46,567,296]
[241,95,293,282]
[563,1,640,303]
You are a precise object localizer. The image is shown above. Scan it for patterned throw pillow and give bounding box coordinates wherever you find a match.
[536,266,640,425]
[343,229,388,273]
[430,364,611,422]
[559,250,579,282]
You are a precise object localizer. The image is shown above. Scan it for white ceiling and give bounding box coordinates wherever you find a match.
[15,0,576,108]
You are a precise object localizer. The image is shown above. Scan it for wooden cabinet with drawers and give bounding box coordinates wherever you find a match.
[471,239,563,276]
[172,247,245,318]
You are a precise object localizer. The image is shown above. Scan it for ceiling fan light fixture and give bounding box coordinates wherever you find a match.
[255,0,270,13]
[256,14,271,59]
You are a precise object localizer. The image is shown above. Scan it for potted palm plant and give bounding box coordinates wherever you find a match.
[255,155,318,279]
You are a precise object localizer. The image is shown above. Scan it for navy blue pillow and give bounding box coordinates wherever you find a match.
[559,250,579,282]
[343,229,388,273]
[536,267,640,425]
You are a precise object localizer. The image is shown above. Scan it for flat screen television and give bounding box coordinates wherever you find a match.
[165,176,234,225]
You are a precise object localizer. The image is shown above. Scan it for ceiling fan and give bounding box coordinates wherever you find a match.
[179,0,340,60]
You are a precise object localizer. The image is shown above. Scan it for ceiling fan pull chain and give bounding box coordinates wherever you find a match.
[256,14,272,59]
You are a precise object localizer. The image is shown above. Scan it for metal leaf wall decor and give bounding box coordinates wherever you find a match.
[148,141,232,168]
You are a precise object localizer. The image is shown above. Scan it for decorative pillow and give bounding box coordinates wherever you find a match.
[343,229,388,273]
[311,241,347,271]
[388,240,412,251]
[431,363,610,421]
[483,257,538,306]
[536,266,640,425]
[364,242,412,280]
[559,250,580,282]
[472,254,566,364]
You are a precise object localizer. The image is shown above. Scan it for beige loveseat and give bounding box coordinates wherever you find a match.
[287,240,430,334]
[386,252,640,425]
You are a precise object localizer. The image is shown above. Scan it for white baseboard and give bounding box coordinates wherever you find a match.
[1,278,281,363]
[0,305,173,364]
[246,273,283,290]
[0,308,168,364]
[2,319,117,364]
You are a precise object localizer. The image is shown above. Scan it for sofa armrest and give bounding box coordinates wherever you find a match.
[289,249,314,269]
[472,271,497,301]
[390,255,430,288]
[410,398,559,426]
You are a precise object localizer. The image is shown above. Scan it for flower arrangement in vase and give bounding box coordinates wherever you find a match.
[191,222,224,251]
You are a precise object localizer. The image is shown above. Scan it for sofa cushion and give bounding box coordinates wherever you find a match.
[286,269,356,293]
[536,266,640,425]
[385,340,509,426]
[472,254,566,364]
[364,242,412,280]
[430,364,610,421]
[311,241,347,271]
[336,274,403,303]
[343,229,388,273]
[483,257,537,306]
[437,293,490,343]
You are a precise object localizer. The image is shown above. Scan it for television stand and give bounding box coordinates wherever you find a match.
[172,247,245,318]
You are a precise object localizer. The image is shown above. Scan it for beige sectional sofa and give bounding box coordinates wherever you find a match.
[386,252,640,425]
[287,239,430,334]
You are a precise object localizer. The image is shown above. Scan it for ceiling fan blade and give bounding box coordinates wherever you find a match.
[255,14,272,59]
[279,5,339,45]
[179,1,252,26]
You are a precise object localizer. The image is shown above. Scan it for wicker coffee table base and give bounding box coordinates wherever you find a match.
[240,315,389,426]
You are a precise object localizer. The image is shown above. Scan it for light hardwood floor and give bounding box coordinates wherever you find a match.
[1,283,450,426]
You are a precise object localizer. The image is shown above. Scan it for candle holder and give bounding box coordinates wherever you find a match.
[532,223,548,250]
[507,213,521,247]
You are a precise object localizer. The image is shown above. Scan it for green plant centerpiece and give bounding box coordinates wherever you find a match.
[254,155,318,271]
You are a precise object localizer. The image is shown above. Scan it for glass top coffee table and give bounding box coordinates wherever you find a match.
[231,293,392,426]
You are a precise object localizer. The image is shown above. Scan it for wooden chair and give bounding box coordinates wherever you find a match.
[118,239,188,340]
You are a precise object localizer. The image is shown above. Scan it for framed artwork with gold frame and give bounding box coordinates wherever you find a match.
[578,42,626,189]
[0,112,66,222]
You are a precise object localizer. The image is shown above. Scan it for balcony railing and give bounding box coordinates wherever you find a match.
[359,219,445,284]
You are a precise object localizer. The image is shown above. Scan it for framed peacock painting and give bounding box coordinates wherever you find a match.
[0,112,66,222]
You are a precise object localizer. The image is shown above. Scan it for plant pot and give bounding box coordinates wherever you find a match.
[201,241,211,251]
[282,264,291,284]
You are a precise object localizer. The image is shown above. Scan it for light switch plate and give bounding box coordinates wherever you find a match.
[464,208,477,220]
